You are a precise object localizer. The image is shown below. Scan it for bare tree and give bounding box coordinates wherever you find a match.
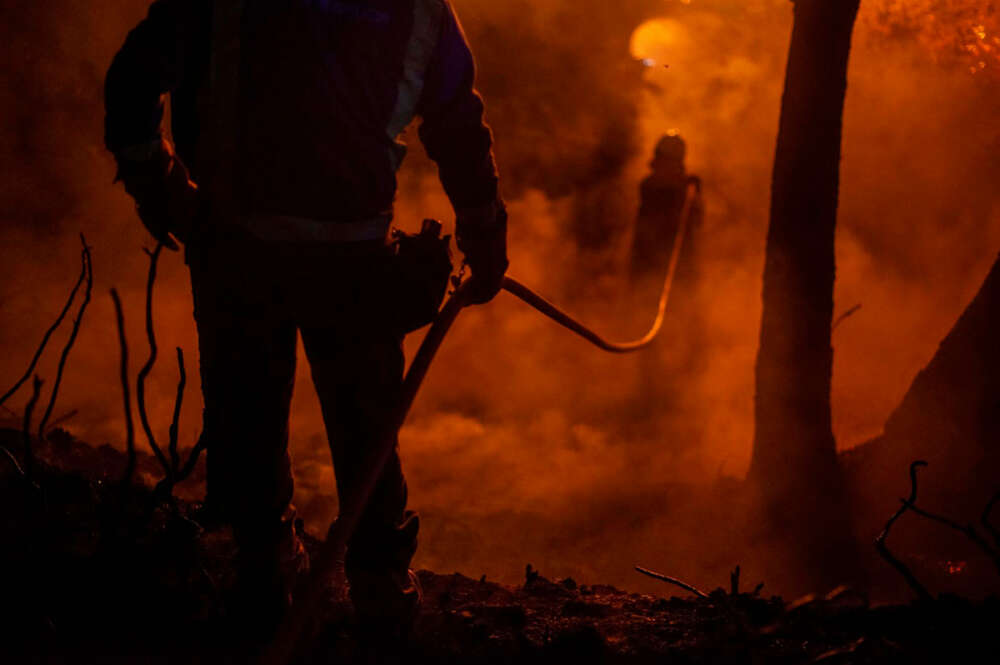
[749,0,862,583]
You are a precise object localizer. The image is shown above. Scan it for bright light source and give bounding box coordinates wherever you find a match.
[630,18,688,63]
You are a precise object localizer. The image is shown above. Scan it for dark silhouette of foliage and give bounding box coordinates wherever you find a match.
[136,243,170,473]
[110,288,136,485]
[37,236,93,439]
[0,235,89,409]
[877,461,1000,600]
[126,244,205,496]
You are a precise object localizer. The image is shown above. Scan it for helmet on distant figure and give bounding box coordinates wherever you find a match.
[652,131,686,169]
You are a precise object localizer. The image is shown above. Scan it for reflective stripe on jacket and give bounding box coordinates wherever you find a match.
[105,0,499,230]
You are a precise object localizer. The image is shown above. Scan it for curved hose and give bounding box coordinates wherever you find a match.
[501,179,696,353]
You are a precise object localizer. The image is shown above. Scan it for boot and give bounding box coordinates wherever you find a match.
[346,512,422,642]
[229,508,310,635]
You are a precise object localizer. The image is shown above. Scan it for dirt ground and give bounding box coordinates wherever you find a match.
[1,427,996,664]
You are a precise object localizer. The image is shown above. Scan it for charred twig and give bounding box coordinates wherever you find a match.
[111,289,137,485]
[635,565,709,598]
[22,376,44,481]
[1,445,25,477]
[730,565,741,595]
[37,236,93,439]
[905,498,1000,576]
[168,347,186,474]
[875,461,934,601]
[982,491,1000,550]
[133,245,203,497]
[832,303,862,331]
[877,463,1000,595]
[136,244,171,475]
[174,433,207,485]
[155,347,200,498]
[0,237,89,408]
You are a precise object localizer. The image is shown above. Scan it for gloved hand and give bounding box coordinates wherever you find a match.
[456,200,508,305]
[115,137,201,250]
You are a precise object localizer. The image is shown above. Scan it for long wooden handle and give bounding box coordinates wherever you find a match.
[262,280,474,665]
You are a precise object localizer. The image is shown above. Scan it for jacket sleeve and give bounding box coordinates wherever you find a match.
[104,0,189,158]
[417,1,500,213]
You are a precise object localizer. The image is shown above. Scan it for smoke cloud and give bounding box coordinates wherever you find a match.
[1,0,998,595]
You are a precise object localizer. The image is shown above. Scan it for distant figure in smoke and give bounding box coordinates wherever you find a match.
[630,131,702,284]
[629,132,705,428]
[104,0,507,641]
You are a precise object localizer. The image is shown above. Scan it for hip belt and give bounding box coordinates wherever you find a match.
[242,213,392,244]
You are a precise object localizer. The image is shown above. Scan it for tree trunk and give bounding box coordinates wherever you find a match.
[881,253,1000,461]
[843,252,1000,521]
[749,0,862,584]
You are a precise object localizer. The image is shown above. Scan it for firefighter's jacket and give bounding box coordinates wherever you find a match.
[105,0,500,234]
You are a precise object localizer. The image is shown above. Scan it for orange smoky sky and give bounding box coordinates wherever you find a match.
[1,0,998,594]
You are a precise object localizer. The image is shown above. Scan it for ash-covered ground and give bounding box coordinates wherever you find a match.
[2,428,996,665]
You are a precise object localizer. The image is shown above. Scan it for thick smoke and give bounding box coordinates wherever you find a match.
[1,0,998,595]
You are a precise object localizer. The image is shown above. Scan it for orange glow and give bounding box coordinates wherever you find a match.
[945,561,968,576]
[1,0,998,599]
[630,19,688,62]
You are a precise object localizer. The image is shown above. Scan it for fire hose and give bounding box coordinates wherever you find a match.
[262,181,697,663]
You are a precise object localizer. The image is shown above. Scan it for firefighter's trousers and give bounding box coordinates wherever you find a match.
[186,224,418,609]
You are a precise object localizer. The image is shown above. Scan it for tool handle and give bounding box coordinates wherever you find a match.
[262,278,474,665]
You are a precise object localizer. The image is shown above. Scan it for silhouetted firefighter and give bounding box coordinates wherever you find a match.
[629,132,703,421]
[104,0,507,641]
[629,132,701,286]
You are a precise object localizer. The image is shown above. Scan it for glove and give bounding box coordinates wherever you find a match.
[456,200,509,305]
[115,137,201,250]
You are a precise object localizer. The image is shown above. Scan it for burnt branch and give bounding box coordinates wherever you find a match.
[730,565,741,596]
[1,445,25,477]
[877,462,1000,595]
[905,497,1000,576]
[168,347,186,473]
[132,248,203,498]
[135,243,171,475]
[832,303,862,331]
[634,565,709,599]
[0,237,88,408]
[37,236,93,439]
[154,347,205,497]
[174,433,207,485]
[170,351,205,485]
[22,376,44,481]
[875,461,934,601]
[111,289,137,485]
